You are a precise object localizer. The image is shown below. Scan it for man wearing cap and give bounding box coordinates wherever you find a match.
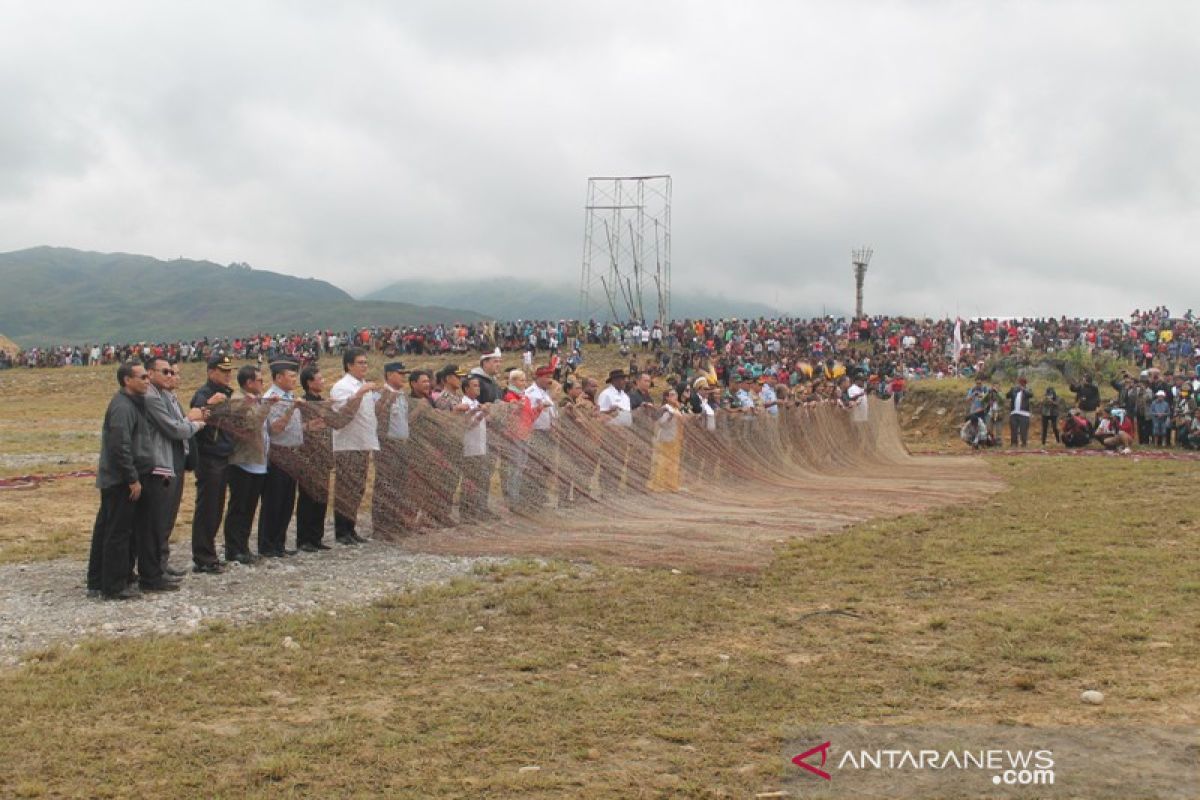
[258,360,305,557]
[524,365,559,509]
[469,347,504,404]
[372,361,414,539]
[189,353,235,574]
[330,347,379,545]
[467,348,504,509]
[596,369,633,497]
[1006,377,1033,447]
[459,375,493,521]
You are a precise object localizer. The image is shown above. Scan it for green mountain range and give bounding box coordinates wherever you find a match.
[0,247,483,345]
[362,278,786,321]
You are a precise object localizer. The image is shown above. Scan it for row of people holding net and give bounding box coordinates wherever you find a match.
[194,346,871,553]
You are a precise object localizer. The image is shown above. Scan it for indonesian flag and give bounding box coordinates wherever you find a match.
[952,318,963,362]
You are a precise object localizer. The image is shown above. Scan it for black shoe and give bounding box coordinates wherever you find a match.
[103,585,142,600]
[193,562,224,574]
[228,553,258,565]
[335,536,358,546]
[259,550,282,558]
[165,567,188,577]
[140,580,181,593]
[279,548,298,557]
[314,542,332,550]
[350,534,369,544]
[298,543,319,553]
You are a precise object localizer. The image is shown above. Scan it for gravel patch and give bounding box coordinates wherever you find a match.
[0,535,506,666]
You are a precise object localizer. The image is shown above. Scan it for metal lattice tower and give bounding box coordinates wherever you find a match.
[579,175,671,323]
[851,246,873,319]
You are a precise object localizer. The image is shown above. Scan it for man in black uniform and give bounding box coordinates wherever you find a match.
[189,353,234,573]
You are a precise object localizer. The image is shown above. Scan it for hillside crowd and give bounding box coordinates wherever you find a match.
[7,305,1200,380]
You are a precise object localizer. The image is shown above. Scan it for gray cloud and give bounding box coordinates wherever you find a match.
[0,1,1196,318]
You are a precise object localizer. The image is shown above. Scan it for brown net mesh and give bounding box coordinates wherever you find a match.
[206,388,996,573]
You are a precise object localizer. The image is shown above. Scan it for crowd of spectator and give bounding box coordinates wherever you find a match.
[5,306,1199,382]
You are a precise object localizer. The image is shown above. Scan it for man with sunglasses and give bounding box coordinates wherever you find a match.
[87,361,155,599]
[142,357,206,581]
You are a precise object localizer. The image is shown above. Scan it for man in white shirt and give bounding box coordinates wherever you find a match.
[259,360,304,557]
[459,375,492,522]
[846,376,869,423]
[759,375,780,416]
[596,369,633,496]
[329,347,378,545]
[523,365,558,509]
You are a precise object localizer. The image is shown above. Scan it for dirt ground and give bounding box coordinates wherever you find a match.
[393,455,998,572]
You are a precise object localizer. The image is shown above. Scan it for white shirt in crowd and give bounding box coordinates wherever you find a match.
[524,383,557,431]
[654,405,681,443]
[760,382,779,416]
[596,384,632,427]
[264,384,304,447]
[1010,388,1030,418]
[462,396,487,457]
[330,373,380,452]
[700,397,717,431]
[847,383,869,423]
[385,389,410,439]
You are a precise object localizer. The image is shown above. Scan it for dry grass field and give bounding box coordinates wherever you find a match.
[0,354,1197,797]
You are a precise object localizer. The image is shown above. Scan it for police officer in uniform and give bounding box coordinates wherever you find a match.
[190,353,234,573]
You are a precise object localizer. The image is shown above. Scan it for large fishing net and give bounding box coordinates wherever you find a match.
[207,390,996,572]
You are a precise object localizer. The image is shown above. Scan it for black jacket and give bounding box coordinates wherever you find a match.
[1069,381,1100,412]
[190,379,234,459]
[469,368,502,404]
[96,391,154,489]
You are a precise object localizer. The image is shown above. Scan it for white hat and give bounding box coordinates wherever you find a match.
[480,347,502,362]
[1156,390,1167,397]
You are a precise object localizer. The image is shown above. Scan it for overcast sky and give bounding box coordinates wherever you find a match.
[1,1,1196,318]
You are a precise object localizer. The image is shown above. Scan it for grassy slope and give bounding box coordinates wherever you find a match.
[2,458,1197,797]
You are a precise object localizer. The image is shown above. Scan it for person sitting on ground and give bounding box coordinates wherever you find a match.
[1092,407,1134,452]
[1061,407,1093,448]
[960,414,992,450]
[1186,407,1200,451]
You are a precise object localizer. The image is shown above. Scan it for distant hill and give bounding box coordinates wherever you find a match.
[0,247,483,345]
[362,278,786,321]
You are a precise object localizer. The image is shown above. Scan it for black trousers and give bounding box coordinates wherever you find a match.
[87,484,138,595]
[161,467,185,570]
[191,454,229,567]
[224,466,265,558]
[1040,416,1059,444]
[134,473,172,585]
[258,462,297,554]
[295,472,329,546]
[334,450,370,538]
